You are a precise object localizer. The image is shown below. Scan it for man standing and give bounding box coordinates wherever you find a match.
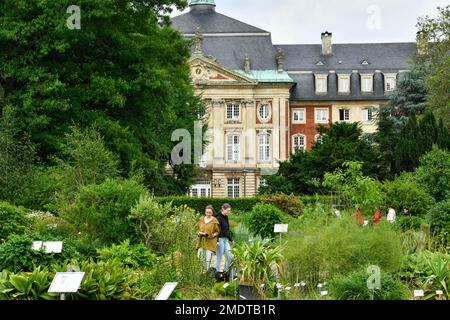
[215,203,233,274]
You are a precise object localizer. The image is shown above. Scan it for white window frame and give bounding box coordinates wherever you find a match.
[292,134,306,153]
[257,102,271,123]
[226,102,240,121]
[315,74,328,95]
[227,178,240,198]
[315,134,323,144]
[361,74,374,93]
[226,134,241,162]
[338,74,351,94]
[384,73,397,92]
[315,108,329,124]
[292,108,306,124]
[259,132,271,162]
[361,108,374,122]
[339,108,350,121]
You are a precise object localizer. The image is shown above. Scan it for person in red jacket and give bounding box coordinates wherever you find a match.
[353,208,365,225]
[372,209,383,225]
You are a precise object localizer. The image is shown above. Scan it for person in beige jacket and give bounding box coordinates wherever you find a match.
[196,205,220,271]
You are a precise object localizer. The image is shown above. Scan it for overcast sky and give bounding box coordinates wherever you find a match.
[171,0,448,44]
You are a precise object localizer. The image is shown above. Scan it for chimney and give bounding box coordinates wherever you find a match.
[321,31,332,56]
[416,30,429,55]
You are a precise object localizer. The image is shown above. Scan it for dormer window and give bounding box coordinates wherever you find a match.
[361,74,374,93]
[338,74,351,94]
[384,73,397,92]
[315,74,328,94]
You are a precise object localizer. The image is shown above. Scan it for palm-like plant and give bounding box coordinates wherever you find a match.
[232,240,284,296]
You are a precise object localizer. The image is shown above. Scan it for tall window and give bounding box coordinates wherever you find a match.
[226,102,240,120]
[259,133,270,161]
[361,108,374,122]
[258,103,270,121]
[292,109,305,123]
[315,75,328,94]
[315,108,329,123]
[227,134,240,161]
[338,75,351,93]
[293,134,306,152]
[227,178,240,198]
[339,109,350,121]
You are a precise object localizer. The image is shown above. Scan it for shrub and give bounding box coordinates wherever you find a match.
[396,215,428,231]
[260,193,304,217]
[415,146,450,202]
[62,259,138,300]
[97,240,156,269]
[27,211,77,240]
[329,271,409,300]
[246,204,283,239]
[63,178,148,244]
[382,177,434,216]
[0,202,28,241]
[0,267,57,300]
[283,217,403,283]
[426,200,450,242]
[0,234,80,273]
[155,197,258,215]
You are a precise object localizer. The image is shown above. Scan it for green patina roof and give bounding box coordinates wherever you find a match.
[189,0,216,6]
[235,70,294,83]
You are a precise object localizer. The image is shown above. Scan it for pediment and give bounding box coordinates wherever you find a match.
[189,55,256,85]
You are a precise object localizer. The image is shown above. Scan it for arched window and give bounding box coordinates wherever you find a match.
[258,103,270,122]
[259,132,270,161]
[292,134,306,152]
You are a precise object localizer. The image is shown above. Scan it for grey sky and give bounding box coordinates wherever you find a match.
[171,0,448,44]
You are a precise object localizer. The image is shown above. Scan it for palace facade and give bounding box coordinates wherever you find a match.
[171,0,420,198]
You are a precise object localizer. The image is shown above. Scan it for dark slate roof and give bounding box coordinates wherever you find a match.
[276,43,416,72]
[171,5,269,34]
[171,7,417,101]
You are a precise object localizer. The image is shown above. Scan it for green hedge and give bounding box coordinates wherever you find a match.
[300,195,334,207]
[155,197,258,214]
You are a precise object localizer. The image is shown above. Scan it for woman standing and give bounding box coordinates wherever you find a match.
[196,205,220,271]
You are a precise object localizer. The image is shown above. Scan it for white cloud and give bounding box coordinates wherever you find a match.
[172,0,449,44]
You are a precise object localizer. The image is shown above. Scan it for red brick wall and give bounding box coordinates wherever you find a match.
[289,104,332,151]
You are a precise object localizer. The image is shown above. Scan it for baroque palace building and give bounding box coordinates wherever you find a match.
[171,0,420,198]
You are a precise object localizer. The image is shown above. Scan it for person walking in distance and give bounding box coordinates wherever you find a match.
[196,205,220,271]
[387,206,396,223]
[215,203,233,275]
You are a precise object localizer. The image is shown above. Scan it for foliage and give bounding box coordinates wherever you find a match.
[323,161,384,215]
[27,211,77,240]
[283,217,404,283]
[63,178,149,244]
[97,240,156,269]
[0,0,203,196]
[261,122,383,195]
[259,193,304,217]
[63,259,138,300]
[426,200,450,243]
[400,251,450,299]
[155,196,258,215]
[0,234,80,273]
[246,204,283,239]
[0,202,28,241]
[415,146,450,202]
[232,240,283,296]
[382,176,434,216]
[329,271,409,300]
[0,267,57,300]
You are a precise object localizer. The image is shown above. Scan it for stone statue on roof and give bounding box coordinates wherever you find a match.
[244,54,251,72]
[276,47,285,72]
[193,26,203,54]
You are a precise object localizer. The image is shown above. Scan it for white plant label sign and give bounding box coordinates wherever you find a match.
[274,224,288,233]
[48,272,85,293]
[43,241,63,253]
[320,291,328,296]
[32,241,43,251]
[155,282,178,300]
[414,290,424,297]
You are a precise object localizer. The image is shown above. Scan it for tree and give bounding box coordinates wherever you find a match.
[0,0,203,196]
[260,122,383,195]
[417,5,450,126]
